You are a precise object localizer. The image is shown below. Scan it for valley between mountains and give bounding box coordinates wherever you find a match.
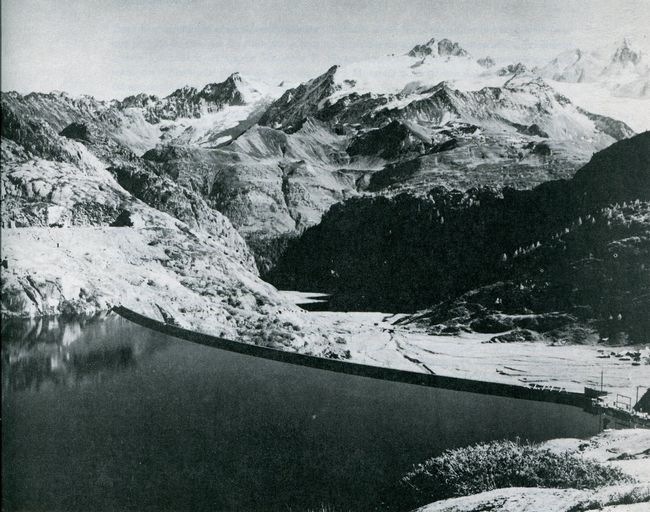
[1,36,649,403]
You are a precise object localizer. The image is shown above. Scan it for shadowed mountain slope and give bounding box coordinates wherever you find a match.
[268,132,650,342]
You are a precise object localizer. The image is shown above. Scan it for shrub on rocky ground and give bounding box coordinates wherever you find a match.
[394,439,633,509]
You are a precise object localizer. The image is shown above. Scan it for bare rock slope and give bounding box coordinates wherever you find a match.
[0,138,342,356]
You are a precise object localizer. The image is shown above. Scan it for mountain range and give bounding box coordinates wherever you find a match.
[539,37,650,134]
[1,35,648,341]
[538,37,649,98]
[3,36,644,268]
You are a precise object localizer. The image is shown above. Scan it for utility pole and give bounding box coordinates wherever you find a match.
[600,368,604,393]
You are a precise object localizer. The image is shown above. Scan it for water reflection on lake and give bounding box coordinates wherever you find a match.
[2,314,167,392]
[3,313,601,511]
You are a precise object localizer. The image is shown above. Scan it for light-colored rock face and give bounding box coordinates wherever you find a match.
[1,139,130,228]
[1,224,334,351]
[0,137,346,355]
[144,120,357,240]
[0,137,255,264]
[414,484,650,512]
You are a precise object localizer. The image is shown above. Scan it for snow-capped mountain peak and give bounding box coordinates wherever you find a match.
[536,36,650,130]
[477,56,496,68]
[497,62,529,77]
[539,36,649,87]
[167,84,198,99]
[610,37,643,66]
[600,37,648,81]
[537,48,602,83]
[437,38,470,57]
[407,37,470,59]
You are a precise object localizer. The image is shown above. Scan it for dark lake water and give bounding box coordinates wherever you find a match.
[2,313,601,512]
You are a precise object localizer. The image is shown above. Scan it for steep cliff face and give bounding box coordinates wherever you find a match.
[268,133,650,343]
[258,65,340,132]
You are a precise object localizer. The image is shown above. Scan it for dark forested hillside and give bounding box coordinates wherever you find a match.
[268,132,650,342]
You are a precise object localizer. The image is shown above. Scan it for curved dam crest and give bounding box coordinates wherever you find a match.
[114,306,591,409]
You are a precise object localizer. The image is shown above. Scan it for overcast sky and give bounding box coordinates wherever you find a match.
[2,0,649,100]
